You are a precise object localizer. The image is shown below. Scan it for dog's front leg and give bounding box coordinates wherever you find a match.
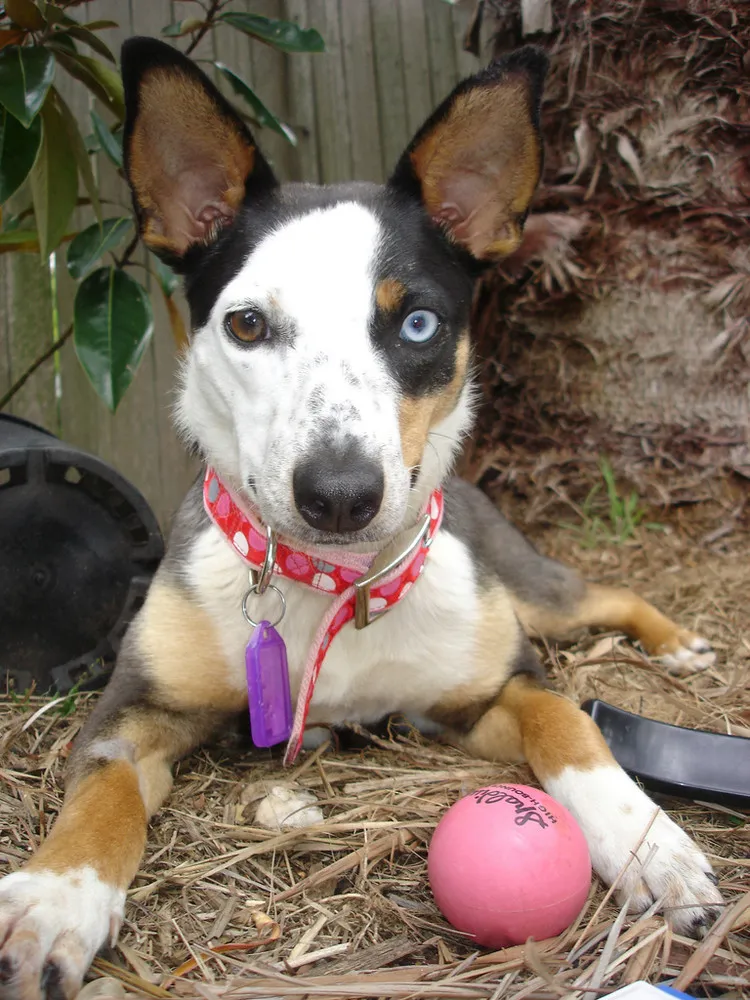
[0,579,242,1000]
[461,672,724,937]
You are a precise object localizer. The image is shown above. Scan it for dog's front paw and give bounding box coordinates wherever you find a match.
[0,867,124,1000]
[647,628,715,675]
[548,767,723,937]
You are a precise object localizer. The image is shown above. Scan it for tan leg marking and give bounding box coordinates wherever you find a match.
[137,579,247,713]
[514,583,713,666]
[462,674,613,780]
[398,334,470,468]
[28,761,146,889]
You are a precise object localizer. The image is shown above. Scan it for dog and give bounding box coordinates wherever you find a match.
[0,37,723,1000]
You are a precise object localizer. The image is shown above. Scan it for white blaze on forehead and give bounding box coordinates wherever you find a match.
[219,201,382,346]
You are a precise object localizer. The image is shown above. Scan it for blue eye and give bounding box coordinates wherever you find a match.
[399,309,440,344]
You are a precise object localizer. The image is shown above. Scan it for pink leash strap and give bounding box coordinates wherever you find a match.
[203,468,444,763]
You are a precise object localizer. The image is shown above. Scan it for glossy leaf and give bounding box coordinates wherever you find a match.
[161,17,205,38]
[150,253,179,297]
[52,48,124,120]
[90,108,122,167]
[48,33,77,54]
[0,227,77,253]
[29,90,78,257]
[214,63,296,145]
[44,4,71,25]
[67,216,131,279]
[219,12,324,53]
[54,85,101,221]
[61,25,116,63]
[0,46,55,127]
[0,228,39,245]
[0,105,41,201]
[5,0,45,31]
[74,267,154,412]
[82,20,119,31]
[163,289,189,350]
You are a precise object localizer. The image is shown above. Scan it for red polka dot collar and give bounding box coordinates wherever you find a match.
[203,467,444,763]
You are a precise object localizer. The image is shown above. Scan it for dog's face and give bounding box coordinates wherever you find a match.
[122,39,546,545]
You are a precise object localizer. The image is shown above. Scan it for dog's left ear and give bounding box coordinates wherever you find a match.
[121,37,277,267]
[389,46,548,261]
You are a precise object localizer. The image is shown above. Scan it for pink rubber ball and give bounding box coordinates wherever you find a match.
[428,784,592,948]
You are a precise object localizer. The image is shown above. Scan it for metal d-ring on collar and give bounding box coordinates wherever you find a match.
[251,524,277,594]
[353,512,431,630]
[242,525,285,628]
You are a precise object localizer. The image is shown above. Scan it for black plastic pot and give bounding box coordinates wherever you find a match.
[0,414,164,693]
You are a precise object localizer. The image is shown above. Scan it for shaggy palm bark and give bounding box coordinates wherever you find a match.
[464,1,749,506]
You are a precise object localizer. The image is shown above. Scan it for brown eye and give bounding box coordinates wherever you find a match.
[225,309,269,344]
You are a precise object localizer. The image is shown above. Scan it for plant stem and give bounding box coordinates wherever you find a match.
[185,0,223,55]
[0,323,74,412]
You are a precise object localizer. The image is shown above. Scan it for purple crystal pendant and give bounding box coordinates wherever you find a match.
[245,621,293,747]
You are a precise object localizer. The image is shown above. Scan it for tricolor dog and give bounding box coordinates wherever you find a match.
[0,38,723,1000]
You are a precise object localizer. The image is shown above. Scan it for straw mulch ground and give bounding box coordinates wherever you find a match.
[2,488,748,1000]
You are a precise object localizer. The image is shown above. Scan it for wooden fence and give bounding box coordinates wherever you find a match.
[0,0,481,528]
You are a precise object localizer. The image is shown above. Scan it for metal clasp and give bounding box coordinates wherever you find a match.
[249,525,277,594]
[353,514,430,630]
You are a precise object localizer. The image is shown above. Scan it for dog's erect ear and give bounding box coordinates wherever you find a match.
[121,37,276,265]
[389,46,547,261]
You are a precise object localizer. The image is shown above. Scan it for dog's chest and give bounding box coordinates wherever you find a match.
[186,524,481,724]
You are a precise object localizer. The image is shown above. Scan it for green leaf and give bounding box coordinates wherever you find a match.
[28,89,78,257]
[44,4,72,25]
[81,20,119,31]
[0,228,39,245]
[161,17,205,38]
[214,62,296,146]
[150,253,179,297]
[67,216,131,279]
[5,0,46,31]
[219,12,324,53]
[48,33,77,54]
[74,266,154,411]
[60,25,116,63]
[0,46,55,127]
[54,85,100,222]
[0,228,76,252]
[0,104,41,201]
[51,47,124,120]
[90,108,122,167]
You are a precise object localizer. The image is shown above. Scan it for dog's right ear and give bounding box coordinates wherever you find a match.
[122,37,276,267]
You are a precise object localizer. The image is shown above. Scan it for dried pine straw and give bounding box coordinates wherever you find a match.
[1,502,749,1000]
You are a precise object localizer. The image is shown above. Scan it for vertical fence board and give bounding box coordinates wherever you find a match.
[426,0,460,105]
[56,4,101,469]
[244,0,296,180]
[397,0,434,136]
[6,254,57,431]
[0,259,12,401]
[284,0,321,182]
[307,0,351,183]
[340,1,383,182]
[452,2,481,78]
[370,2,409,177]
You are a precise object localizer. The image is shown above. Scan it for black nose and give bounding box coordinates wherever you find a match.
[293,449,384,534]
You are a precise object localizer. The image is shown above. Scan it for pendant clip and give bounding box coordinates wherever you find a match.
[353,514,430,629]
[250,525,278,595]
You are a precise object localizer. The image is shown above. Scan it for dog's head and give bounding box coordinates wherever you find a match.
[122,38,546,546]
